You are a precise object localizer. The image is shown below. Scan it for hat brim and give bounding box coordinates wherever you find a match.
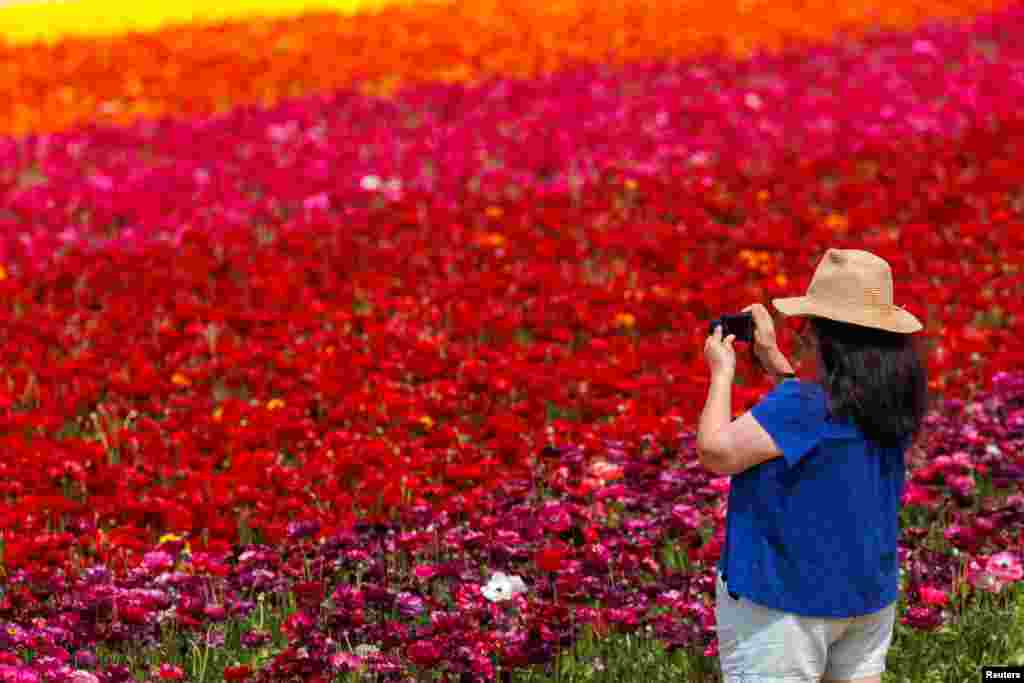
[772,296,923,334]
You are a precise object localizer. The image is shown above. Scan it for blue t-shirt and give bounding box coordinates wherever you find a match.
[716,379,908,618]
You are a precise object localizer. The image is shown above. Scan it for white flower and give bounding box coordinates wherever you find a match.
[69,673,101,683]
[481,572,528,603]
[360,175,382,191]
[354,643,380,658]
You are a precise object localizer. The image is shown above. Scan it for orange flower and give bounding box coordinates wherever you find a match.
[824,212,850,233]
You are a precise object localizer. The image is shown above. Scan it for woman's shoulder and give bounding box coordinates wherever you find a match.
[784,379,827,401]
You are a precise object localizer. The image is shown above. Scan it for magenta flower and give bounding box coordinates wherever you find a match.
[405,639,443,668]
[328,651,364,672]
[141,551,174,573]
[901,605,944,630]
[396,592,426,618]
[917,585,950,607]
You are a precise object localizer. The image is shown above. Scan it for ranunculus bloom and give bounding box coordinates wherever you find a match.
[984,552,1024,585]
[142,551,174,573]
[917,585,949,607]
[157,664,185,681]
[481,572,528,603]
[67,673,100,683]
[329,652,364,672]
[222,665,253,682]
[901,605,944,631]
[535,545,566,573]
[405,639,442,668]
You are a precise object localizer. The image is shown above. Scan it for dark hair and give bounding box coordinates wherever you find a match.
[805,316,929,449]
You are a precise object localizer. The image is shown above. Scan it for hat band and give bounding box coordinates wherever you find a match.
[807,293,896,311]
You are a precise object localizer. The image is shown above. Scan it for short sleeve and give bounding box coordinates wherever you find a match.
[750,380,828,468]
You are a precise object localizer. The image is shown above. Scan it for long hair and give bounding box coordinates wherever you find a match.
[802,316,929,449]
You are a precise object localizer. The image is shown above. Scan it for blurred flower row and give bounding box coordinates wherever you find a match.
[0,0,420,47]
[0,0,1015,137]
[3,3,1024,265]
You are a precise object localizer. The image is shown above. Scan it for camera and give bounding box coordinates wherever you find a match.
[708,312,754,343]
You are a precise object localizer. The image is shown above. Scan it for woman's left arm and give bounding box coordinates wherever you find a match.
[696,370,734,474]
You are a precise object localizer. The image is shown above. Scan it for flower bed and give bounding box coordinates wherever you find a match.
[0,0,1023,678]
[0,373,1021,680]
[0,113,1022,572]
[3,4,1024,265]
[0,0,1016,137]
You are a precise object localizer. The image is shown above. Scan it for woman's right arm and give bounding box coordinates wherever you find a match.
[743,303,796,381]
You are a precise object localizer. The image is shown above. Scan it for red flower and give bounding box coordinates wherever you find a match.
[157,664,186,681]
[535,543,566,573]
[406,639,442,668]
[918,586,949,607]
[223,665,254,682]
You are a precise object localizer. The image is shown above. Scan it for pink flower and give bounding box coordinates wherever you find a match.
[965,555,1019,594]
[985,552,1023,584]
[707,477,730,494]
[302,192,330,212]
[68,673,100,683]
[902,482,939,508]
[918,585,949,607]
[412,564,439,581]
[670,503,703,531]
[0,667,40,683]
[203,604,228,621]
[142,551,174,573]
[945,474,976,498]
[329,652,364,672]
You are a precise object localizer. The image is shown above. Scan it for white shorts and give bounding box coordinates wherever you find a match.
[715,569,897,682]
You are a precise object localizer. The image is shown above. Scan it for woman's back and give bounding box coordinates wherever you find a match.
[717,378,910,618]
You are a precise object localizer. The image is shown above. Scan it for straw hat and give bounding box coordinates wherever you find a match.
[772,249,923,334]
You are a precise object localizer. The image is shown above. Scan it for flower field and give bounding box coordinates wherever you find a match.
[0,0,1023,680]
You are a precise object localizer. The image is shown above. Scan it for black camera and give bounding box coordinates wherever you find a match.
[708,312,754,343]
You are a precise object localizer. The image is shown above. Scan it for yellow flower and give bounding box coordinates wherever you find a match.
[0,0,423,46]
[159,533,192,555]
[624,179,638,190]
[0,265,7,281]
[775,273,789,287]
[267,398,285,410]
[613,312,636,329]
[171,372,191,387]
[212,405,224,422]
[419,415,435,430]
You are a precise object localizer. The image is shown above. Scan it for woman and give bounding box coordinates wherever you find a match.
[697,248,929,683]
